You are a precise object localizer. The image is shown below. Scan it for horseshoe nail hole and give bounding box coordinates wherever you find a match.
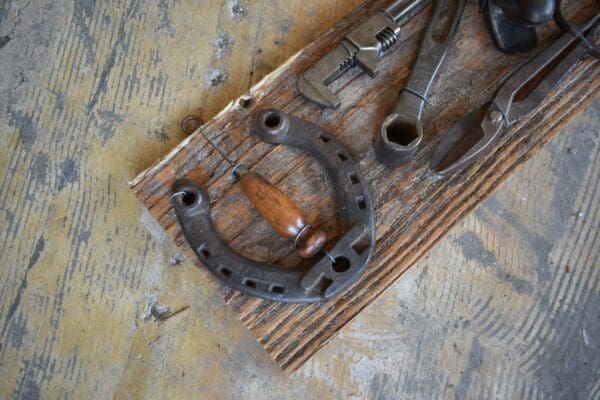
[313,276,333,293]
[181,191,198,207]
[349,173,359,185]
[243,279,256,288]
[270,284,285,294]
[351,234,370,256]
[385,119,419,146]
[264,112,281,128]
[319,134,330,143]
[336,151,348,162]
[219,267,231,277]
[331,256,351,273]
[199,245,211,258]
[356,195,366,210]
[238,96,253,108]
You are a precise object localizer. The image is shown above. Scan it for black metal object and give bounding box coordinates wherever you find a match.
[430,13,600,176]
[493,0,555,25]
[171,109,376,303]
[480,0,539,53]
[375,0,467,166]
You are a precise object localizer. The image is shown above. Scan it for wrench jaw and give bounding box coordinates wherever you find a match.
[375,113,423,166]
[298,12,401,108]
[297,45,355,109]
[297,75,340,109]
[354,51,380,78]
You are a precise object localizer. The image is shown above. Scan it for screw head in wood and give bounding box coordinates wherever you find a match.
[181,115,204,135]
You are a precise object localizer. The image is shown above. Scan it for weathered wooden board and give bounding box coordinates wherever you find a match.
[2,0,599,397]
[130,0,600,373]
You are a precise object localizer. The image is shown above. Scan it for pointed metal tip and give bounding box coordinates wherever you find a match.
[297,75,340,109]
[429,108,489,177]
[231,164,248,181]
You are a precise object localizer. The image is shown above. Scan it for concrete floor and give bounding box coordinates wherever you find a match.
[0,1,599,398]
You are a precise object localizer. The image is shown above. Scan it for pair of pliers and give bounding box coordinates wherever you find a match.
[430,13,600,176]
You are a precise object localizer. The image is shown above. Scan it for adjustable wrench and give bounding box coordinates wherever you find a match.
[298,0,430,109]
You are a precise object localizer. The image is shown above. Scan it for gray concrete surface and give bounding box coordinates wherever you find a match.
[0,0,598,398]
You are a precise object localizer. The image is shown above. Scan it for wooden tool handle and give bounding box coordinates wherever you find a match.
[235,167,326,258]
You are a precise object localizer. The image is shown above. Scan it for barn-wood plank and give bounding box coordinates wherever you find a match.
[130,0,599,373]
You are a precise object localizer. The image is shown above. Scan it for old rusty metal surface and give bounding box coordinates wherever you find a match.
[0,0,598,398]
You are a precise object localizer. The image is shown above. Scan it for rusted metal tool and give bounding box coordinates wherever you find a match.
[430,13,600,176]
[375,0,467,166]
[297,0,430,109]
[177,116,326,259]
[172,110,376,302]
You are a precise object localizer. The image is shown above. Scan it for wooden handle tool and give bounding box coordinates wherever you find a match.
[181,116,326,258]
[233,165,326,258]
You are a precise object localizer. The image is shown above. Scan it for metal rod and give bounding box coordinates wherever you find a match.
[201,134,235,167]
[383,0,429,24]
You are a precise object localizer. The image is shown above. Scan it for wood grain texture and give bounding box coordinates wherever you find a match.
[237,169,327,258]
[129,0,600,374]
[1,0,599,398]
